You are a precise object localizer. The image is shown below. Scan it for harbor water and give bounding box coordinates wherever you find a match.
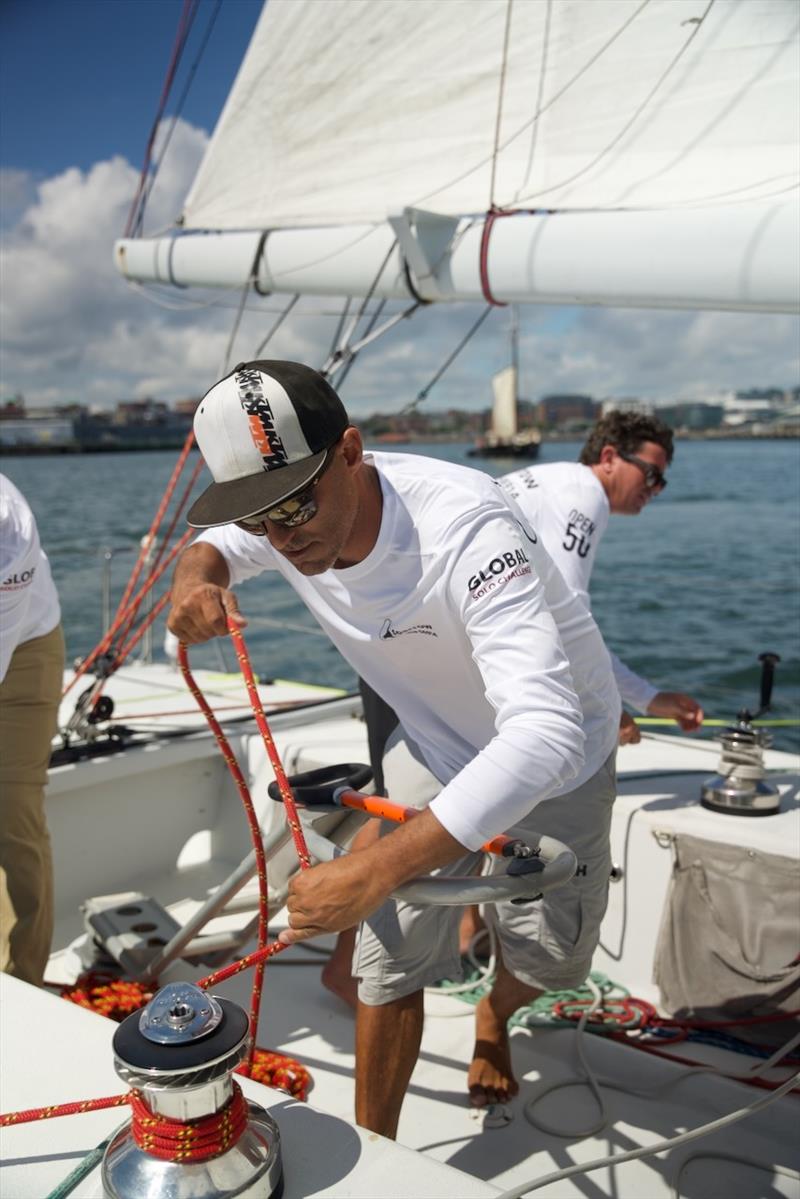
[5,438,799,753]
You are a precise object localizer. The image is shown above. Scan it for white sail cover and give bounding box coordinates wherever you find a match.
[491,367,518,439]
[183,0,799,230]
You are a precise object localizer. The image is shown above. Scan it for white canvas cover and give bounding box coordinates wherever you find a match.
[182,0,800,230]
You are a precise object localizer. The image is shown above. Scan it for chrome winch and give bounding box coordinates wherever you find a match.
[701,652,781,817]
[102,982,283,1199]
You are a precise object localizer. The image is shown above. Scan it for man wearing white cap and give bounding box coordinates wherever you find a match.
[169,360,620,1138]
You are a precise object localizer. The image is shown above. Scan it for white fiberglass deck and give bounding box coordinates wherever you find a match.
[7,667,798,1197]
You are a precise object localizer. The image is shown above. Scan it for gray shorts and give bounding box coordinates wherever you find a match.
[354,728,617,1005]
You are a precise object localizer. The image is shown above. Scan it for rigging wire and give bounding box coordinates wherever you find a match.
[221,254,260,375]
[401,306,495,414]
[124,0,201,238]
[132,0,224,236]
[218,229,292,375]
[320,238,418,388]
[252,294,300,358]
[327,298,352,364]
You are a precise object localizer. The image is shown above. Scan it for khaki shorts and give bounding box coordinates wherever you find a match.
[354,729,617,1005]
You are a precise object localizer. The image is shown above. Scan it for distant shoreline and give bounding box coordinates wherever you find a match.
[1,428,797,456]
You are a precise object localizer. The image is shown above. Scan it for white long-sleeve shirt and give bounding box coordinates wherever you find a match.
[198,452,619,850]
[0,474,61,682]
[499,461,658,713]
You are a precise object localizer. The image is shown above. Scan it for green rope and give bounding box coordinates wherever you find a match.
[510,973,627,1030]
[46,1138,110,1199]
[635,717,800,727]
[434,963,627,1028]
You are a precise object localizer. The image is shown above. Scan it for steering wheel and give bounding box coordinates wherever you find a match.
[268,763,577,905]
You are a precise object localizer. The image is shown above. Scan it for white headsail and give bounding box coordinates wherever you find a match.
[116,0,800,312]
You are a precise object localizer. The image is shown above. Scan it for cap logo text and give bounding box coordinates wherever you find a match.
[235,368,289,471]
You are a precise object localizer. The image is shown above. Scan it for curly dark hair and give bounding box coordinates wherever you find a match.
[579,411,674,465]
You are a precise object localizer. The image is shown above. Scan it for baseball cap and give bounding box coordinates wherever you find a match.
[187,360,349,528]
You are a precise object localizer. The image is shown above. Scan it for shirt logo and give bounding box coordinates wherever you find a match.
[1,567,36,590]
[499,471,538,501]
[468,548,531,600]
[235,367,290,471]
[380,618,437,639]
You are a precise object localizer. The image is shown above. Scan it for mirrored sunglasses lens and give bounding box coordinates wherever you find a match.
[262,487,321,527]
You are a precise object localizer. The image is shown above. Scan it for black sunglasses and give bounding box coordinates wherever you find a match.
[235,448,334,533]
[617,450,667,492]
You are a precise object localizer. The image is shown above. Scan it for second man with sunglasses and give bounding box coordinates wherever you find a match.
[500,410,704,742]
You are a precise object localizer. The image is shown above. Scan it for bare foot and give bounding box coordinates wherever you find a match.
[468,994,519,1108]
[321,927,358,1010]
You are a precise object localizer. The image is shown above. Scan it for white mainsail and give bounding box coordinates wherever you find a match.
[116,0,800,311]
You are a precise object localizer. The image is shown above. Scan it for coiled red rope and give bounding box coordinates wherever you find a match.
[129,1082,248,1162]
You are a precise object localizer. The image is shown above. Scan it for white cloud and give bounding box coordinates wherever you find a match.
[1,126,797,412]
[0,120,236,407]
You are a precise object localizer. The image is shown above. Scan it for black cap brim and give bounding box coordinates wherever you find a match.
[187,448,328,528]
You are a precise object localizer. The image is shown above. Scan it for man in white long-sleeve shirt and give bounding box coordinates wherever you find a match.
[500,411,703,742]
[168,361,620,1138]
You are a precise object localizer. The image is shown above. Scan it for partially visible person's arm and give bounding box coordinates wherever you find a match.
[168,541,247,644]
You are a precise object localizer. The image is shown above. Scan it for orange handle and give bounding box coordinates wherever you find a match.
[336,789,519,857]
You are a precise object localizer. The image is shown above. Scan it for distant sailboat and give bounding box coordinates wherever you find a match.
[468,310,541,459]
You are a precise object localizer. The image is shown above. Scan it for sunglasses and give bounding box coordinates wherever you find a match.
[617,450,667,492]
[234,449,333,533]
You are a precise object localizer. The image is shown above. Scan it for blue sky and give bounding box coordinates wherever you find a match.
[1,0,261,176]
[1,0,797,413]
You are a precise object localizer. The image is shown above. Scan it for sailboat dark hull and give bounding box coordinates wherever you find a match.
[467,440,541,460]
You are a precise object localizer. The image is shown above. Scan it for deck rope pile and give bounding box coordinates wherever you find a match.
[435,954,800,1090]
[60,973,154,1022]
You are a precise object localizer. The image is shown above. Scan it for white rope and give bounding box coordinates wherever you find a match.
[498,1065,800,1198]
[496,1024,800,1198]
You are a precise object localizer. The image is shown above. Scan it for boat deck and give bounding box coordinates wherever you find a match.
[2,667,798,1197]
